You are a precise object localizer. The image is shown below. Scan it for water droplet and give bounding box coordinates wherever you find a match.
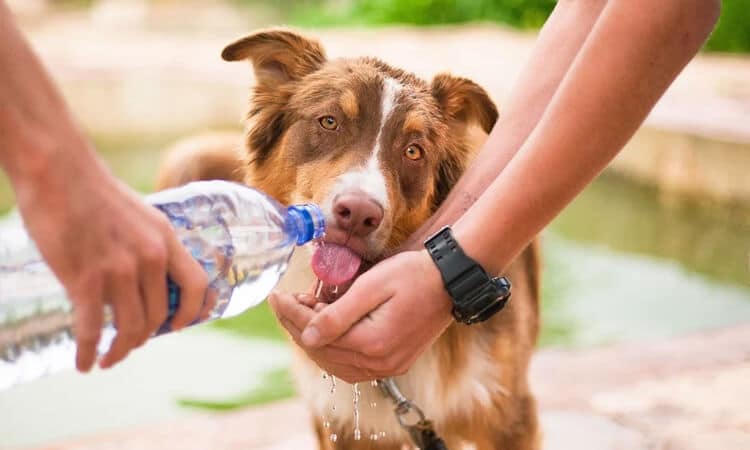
[370,433,379,441]
[369,401,377,408]
[353,383,361,442]
[329,433,338,443]
[324,374,337,434]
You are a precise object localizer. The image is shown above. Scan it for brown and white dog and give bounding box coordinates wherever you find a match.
[157,29,541,450]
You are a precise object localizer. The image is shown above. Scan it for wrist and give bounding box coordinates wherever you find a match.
[1,111,52,182]
[451,221,505,276]
[417,249,454,320]
[423,226,511,324]
[0,100,95,185]
[3,126,106,204]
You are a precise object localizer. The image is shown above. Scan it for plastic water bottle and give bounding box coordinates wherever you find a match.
[0,180,325,390]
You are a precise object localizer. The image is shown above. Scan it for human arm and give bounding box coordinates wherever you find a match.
[0,2,208,371]
[399,0,612,251]
[453,0,721,276]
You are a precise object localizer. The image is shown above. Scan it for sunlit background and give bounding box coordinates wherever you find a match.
[1,0,749,448]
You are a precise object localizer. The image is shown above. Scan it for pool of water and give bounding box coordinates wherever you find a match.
[541,173,750,346]
[552,173,750,289]
[541,234,750,347]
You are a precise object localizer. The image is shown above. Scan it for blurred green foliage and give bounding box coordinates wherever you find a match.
[210,302,287,341]
[235,0,750,53]
[49,0,96,8]
[178,368,295,410]
[285,0,555,29]
[705,0,750,53]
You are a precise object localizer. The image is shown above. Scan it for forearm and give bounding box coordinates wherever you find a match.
[0,2,97,185]
[403,0,607,248]
[455,0,721,274]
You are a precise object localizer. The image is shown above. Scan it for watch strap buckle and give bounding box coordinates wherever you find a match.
[424,226,512,325]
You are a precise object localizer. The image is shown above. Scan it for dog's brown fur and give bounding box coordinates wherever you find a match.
[157,29,540,450]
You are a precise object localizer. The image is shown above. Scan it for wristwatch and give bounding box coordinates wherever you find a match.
[424,226,511,325]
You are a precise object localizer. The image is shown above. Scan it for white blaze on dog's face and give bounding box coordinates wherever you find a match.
[222,29,498,287]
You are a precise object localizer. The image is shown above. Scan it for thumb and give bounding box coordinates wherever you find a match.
[301,272,392,348]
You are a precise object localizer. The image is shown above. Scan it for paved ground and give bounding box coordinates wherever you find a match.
[31,325,750,450]
[533,324,750,449]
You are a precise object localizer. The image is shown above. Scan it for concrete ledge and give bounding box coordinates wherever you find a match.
[611,128,750,207]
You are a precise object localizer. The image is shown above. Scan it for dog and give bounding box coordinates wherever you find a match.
[157,29,541,450]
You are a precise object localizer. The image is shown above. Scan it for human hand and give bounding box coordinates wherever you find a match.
[11,138,208,372]
[269,250,453,383]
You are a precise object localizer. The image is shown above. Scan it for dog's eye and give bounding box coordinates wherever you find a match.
[319,116,339,130]
[404,144,423,161]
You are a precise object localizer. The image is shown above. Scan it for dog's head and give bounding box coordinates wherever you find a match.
[223,29,497,287]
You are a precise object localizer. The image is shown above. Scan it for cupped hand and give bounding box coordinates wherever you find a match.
[12,140,208,372]
[269,250,453,383]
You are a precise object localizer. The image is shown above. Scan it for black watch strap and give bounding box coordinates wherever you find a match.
[424,226,511,324]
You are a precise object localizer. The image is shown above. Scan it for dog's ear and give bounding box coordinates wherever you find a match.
[430,74,498,208]
[222,29,326,86]
[222,29,326,166]
[431,73,498,133]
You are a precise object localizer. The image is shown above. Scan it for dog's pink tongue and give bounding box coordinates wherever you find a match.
[312,244,362,286]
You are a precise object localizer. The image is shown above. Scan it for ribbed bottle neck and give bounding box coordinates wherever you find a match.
[287,204,326,245]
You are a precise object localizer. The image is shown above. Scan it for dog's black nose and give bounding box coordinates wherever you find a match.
[333,192,384,237]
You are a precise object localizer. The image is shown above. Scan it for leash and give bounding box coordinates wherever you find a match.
[376,378,449,450]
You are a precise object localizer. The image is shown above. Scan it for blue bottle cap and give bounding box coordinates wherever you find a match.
[287,204,326,245]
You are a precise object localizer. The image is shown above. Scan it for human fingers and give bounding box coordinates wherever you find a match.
[165,229,208,330]
[99,261,146,369]
[268,292,316,331]
[301,271,394,348]
[71,285,104,372]
[138,239,169,336]
[279,318,374,383]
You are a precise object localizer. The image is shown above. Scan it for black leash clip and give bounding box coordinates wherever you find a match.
[407,419,449,450]
[377,378,449,450]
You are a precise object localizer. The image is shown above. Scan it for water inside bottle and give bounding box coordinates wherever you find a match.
[1,257,81,388]
[154,192,294,322]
